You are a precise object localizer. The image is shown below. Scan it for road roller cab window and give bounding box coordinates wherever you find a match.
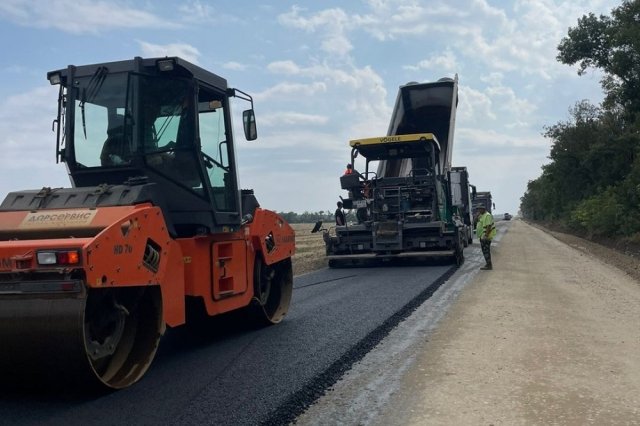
[68,71,206,193]
[72,72,132,168]
[197,88,237,213]
[139,75,204,192]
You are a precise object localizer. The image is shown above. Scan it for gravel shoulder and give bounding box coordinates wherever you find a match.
[377,219,640,425]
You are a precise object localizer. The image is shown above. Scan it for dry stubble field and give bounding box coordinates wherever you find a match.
[290,223,328,277]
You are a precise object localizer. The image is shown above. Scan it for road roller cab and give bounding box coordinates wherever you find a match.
[0,57,295,389]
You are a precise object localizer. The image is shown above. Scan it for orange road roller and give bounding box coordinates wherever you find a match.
[0,57,295,389]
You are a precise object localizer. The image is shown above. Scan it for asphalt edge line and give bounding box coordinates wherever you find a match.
[261,264,459,426]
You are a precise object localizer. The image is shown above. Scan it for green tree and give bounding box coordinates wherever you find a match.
[557,1,640,120]
[522,1,640,239]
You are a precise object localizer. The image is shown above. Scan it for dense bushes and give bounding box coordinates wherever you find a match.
[520,0,640,239]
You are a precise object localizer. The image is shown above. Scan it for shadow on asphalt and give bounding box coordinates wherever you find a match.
[0,307,263,400]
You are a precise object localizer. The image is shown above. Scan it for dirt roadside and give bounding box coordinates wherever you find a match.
[374,219,640,425]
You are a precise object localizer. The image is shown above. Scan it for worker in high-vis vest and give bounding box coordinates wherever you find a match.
[476,205,496,270]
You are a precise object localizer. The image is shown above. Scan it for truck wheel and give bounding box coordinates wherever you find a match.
[454,235,465,266]
[455,247,464,266]
[250,256,293,326]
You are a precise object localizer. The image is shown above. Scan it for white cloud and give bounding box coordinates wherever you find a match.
[222,61,247,71]
[278,6,353,56]
[267,61,301,75]
[480,72,505,85]
[137,41,201,64]
[284,0,615,82]
[456,127,546,149]
[283,159,314,164]
[179,1,215,23]
[253,81,327,102]
[265,60,390,135]
[458,85,496,122]
[278,6,348,32]
[239,128,341,151]
[342,66,389,118]
[0,86,68,195]
[457,79,537,129]
[235,165,341,212]
[267,60,386,92]
[486,84,537,116]
[178,1,241,24]
[0,0,176,34]
[404,50,459,73]
[472,0,509,23]
[321,34,353,56]
[260,112,329,127]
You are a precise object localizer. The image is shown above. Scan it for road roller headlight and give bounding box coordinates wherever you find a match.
[37,249,80,266]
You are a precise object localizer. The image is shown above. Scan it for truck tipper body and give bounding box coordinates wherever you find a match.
[472,191,493,228]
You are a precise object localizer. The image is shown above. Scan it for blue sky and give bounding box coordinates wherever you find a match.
[0,0,619,215]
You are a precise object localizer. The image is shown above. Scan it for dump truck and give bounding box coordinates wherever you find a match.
[472,190,494,228]
[450,166,474,246]
[315,77,466,266]
[0,57,295,389]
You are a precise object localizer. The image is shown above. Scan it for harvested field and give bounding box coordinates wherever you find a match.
[291,223,327,277]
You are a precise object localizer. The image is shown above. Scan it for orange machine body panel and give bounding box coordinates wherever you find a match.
[0,204,185,327]
[0,204,295,326]
[179,207,296,317]
[179,236,254,316]
[246,208,296,264]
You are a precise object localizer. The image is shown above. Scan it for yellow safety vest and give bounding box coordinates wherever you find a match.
[476,212,496,240]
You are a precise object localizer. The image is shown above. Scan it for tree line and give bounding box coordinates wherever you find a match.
[276,210,355,224]
[520,0,640,238]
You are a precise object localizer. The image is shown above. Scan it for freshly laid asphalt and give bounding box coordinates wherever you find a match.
[0,257,455,425]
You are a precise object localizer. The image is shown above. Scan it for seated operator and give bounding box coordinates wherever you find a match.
[343,163,369,200]
[100,114,131,166]
[144,97,201,188]
[344,163,365,178]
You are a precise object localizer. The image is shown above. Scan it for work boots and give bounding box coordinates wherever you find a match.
[480,262,493,270]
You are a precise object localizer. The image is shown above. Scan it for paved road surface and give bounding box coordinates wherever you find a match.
[0,249,458,425]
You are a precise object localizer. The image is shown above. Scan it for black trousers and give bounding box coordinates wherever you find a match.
[480,238,492,264]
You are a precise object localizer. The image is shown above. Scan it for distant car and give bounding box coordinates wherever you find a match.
[504,213,512,220]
